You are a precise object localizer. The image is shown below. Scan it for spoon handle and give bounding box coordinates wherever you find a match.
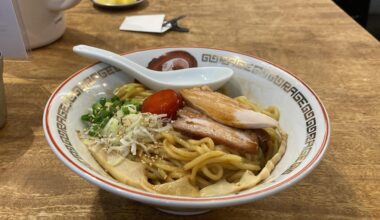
[73,45,153,82]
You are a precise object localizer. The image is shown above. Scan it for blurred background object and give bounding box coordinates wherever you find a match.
[0,54,5,128]
[333,0,380,40]
[0,0,29,59]
[16,0,81,49]
[91,0,144,9]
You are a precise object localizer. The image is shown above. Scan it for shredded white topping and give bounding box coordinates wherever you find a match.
[86,111,172,165]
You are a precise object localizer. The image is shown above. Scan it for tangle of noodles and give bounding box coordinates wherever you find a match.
[113,83,153,103]
[81,83,286,196]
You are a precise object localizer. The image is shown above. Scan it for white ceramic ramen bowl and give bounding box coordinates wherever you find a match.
[43,48,330,215]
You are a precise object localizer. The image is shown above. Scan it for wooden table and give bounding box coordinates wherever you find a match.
[1,0,379,218]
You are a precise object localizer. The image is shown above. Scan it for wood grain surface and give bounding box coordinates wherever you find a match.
[1,0,379,219]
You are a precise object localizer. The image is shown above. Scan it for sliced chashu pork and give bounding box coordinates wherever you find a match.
[172,107,260,153]
[179,87,278,129]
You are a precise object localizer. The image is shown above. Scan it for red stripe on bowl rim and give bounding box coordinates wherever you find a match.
[44,47,330,202]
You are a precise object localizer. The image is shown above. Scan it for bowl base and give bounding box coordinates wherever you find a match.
[155,207,210,215]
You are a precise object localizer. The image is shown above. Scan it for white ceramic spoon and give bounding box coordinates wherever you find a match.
[73,45,234,91]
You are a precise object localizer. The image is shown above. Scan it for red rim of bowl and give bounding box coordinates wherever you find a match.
[44,47,330,203]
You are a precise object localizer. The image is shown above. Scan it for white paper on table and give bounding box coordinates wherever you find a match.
[0,0,29,59]
[119,14,172,33]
